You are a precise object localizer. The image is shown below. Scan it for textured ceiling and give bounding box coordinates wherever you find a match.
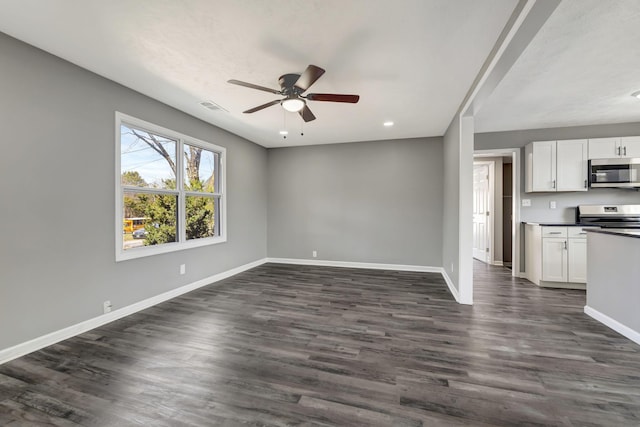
[0,0,517,147]
[476,0,640,133]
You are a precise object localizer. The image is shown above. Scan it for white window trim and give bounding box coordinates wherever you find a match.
[115,112,227,262]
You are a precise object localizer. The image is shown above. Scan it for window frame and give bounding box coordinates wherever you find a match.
[115,112,227,262]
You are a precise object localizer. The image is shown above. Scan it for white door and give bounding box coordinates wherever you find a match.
[620,136,640,158]
[568,238,587,283]
[531,141,557,191]
[542,238,568,282]
[473,164,490,262]
[556,139,588,191]
[588,137,620,159]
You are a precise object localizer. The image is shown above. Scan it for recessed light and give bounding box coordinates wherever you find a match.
[632,91,640,99]
[279,130,289,135]
[383,121,394,127]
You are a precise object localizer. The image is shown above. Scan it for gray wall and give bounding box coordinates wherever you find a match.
[476,123,640,223]
[267,138,444,266]
[0,33,268,351]
[442,115,461,290]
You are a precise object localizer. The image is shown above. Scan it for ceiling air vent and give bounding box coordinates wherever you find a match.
[200,100,228,112]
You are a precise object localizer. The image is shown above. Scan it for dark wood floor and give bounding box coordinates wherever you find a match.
[1,262,639,426]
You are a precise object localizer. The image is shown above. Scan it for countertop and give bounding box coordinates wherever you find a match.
[586,228,640,239]
[522,222,589,227]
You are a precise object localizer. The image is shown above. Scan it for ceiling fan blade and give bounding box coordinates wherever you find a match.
[243,99,282,114]
[306,93,360,103]
[228,79,281,95]
[299,105,316,122]
[294,65,325,92]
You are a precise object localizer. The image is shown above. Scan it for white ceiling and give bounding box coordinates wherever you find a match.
[476,0,640,133]
[0,0,517,147]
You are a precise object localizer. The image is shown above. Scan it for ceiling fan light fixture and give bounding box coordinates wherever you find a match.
[281,98,305,112]
[632,90,640,99]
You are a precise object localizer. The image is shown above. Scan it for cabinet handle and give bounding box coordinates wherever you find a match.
[584,179,587,188]
[548,231,562,234]
[617,146,621,156]
[564,241,568,250]
[624,146,627,156]
[552,180,556,189]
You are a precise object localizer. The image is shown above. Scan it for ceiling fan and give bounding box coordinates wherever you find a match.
[228,65,359,122]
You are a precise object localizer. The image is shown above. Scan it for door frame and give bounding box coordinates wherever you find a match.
[473,161,494,264]
[474,148,521,277]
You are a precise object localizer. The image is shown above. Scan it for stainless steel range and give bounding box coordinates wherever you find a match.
[576,204,640,229]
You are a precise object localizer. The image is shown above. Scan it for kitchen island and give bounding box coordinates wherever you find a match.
[584,228,640,345]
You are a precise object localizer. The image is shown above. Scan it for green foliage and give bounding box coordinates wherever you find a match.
[143,192,177,246]
[122,171,148,218]
[186,196,215,240]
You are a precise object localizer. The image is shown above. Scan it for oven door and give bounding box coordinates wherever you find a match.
[589,158,640,188]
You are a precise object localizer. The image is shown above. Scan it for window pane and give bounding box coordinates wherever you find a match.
[121,124,177,190]
[186,195,216,240]
[122,191,178,250]
[184,144,218,193]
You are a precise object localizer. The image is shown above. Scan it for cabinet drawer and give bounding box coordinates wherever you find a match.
[568,227,591,238]
[542,227,567,238]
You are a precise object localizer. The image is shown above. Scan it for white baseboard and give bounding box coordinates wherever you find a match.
[439,269,460,303]
[267,257,461,303]
[0,258,268,365]
[491,260,504,266]
[266,257,442,273]
[584,305,640,346]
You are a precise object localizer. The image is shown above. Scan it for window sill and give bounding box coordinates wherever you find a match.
[116,235,227,262]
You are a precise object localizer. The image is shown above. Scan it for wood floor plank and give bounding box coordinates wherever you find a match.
[1,261,639,425]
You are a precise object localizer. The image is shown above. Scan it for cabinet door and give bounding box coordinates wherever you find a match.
[620,136,640,158]
[530,141,557,192]
[568,238,587,283]
[588,137,620,159]
[556,139,588,191]
[542,237,567,282]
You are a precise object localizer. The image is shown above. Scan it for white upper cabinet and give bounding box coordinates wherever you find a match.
[526,140,556,192]
[589,136,640,159]
[526,139,587,192]
[556,139,588,191]
[588,137,620,159]
[620,136,640,158]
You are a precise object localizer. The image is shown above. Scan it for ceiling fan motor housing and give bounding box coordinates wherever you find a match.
[278,73,303,96]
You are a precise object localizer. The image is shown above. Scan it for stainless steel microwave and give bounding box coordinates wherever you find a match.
[589,158,640,188]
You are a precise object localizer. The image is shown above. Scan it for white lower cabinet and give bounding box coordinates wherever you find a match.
[525,224,589,289]
[541,237,567,282]
[568,238,587,283]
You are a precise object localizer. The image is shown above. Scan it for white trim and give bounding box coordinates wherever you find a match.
[0,258,268,366]
[266,257,442,273]
[584,305,640,346]
[492,261,504,266]
[440,269,461,304]
[267,258,462,304]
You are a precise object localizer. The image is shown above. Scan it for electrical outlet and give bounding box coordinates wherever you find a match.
[180,264,186,275]
[312,250,317,258]
[549,201,557,209]
[103,300,112,314]
[522,199,531,207]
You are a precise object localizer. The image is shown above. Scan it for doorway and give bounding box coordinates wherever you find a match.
[473,149,521,276]
[473,162,492,263]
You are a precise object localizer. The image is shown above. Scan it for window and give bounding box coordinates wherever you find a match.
[116,112,226,261]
